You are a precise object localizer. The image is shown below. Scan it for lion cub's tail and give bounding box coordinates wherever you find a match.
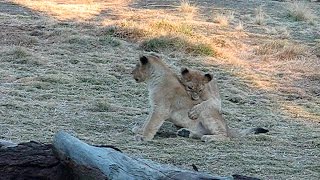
[229,127,269,138]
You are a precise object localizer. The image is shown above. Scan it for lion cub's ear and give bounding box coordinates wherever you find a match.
[204,73,213,83]
[181,67,189,75]
[140,56,149,65]
[180,67,191,81]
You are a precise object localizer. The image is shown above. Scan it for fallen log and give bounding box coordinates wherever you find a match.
[0,141,72,180]
[53,131,231,180]
[0,132,260,180]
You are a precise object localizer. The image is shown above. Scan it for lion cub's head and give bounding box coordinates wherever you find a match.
[132,54,160,83]
[180,67,213,101]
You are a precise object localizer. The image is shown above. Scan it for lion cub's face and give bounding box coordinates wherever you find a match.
[180,68,213,101]
[132,56,150,83]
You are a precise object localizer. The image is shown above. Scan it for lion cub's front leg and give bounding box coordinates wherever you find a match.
[189,98,220,120]
[188,103,202,120]
[135,109,169,141]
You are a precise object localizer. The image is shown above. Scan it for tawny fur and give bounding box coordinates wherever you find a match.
[179,68,268,141]
[132,54,230,142]
[179,68,230,142]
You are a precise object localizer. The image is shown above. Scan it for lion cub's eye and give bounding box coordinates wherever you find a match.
[187,86,192,90]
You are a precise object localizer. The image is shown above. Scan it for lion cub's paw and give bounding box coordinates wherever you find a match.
[177,128,191,138]
[188,105,201,120]
[201,135,215,143]
[134,134,145,142]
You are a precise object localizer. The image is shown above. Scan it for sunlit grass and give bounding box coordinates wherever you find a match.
[213,10,234,27]
[12,0,104,21]
[141,36,216,56]
[1,1,319,179]
[178,0,197,14]
[254,40,307,61]
[281,102,320,122]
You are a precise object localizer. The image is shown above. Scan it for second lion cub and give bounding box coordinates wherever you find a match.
[179,67,268,141]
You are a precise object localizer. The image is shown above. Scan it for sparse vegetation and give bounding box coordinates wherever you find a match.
[9,47,30,59]
[99,36,121,47]
[287,1,315,22]
[2,47,43,65]
[178,0,197,14]
[213,10,234,26]
[104,25,150,41]
[235,21,244,31]
[141,36,216,56]
[255,40,307,60]
[254,6,265,25]
[151,20,193,36]
[1,1,319,180]
[90,99,111,112]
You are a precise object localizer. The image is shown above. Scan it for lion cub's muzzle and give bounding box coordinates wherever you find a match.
[190,93,200,101]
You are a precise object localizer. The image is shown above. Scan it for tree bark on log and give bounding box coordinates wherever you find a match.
[0,132,260,180]
[0,141,73,180]
[53,131,232,180]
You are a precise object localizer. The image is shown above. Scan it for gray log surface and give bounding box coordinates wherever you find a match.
[53,131,233,180]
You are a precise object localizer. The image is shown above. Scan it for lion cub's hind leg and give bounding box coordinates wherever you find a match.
[177,128,205,139]
[176,121,207,139]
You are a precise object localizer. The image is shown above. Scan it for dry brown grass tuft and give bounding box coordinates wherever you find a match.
[254,6,265,25]
[255,40,307,60]
[287,1,316,22]
[178,0,197,14]
[2,1,320,179]
[150,20,193,36]
[235,21,244,31]
[104,22,151,41]
[140,35,216,56]
[213,10,234,26]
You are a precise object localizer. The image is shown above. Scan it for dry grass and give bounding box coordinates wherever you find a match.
[254,40,309,62]
[1,0,320,179]
[235,21,244,31]
[140,35,216,56]
[254,6,265,25]
[178,0,197,14]
[104,20,218,56]
[287,1,316,22]
[213,10,234,27]
[12,0,105,21]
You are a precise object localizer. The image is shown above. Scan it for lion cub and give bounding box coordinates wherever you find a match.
[179,67,222,120]
[131,54,201,141]
[179,67,269,140]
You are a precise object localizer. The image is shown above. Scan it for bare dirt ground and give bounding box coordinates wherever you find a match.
[0,0,319,179]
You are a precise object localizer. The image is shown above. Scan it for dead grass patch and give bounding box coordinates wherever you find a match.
[281,102,320,122]
[235,21,244,31]
[255,40,307,60]
[104,24,150,41]
[287,1,316,22]
[1,46,42,65]
[90,99,111,112]
[178,0,197,14]
[150,20,193,36]
[140,36,216,56]
[12,0,105,21]
[213,10,234,26]
[254,6,265,25]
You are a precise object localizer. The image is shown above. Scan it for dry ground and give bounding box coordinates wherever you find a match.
[0,0,319,179]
